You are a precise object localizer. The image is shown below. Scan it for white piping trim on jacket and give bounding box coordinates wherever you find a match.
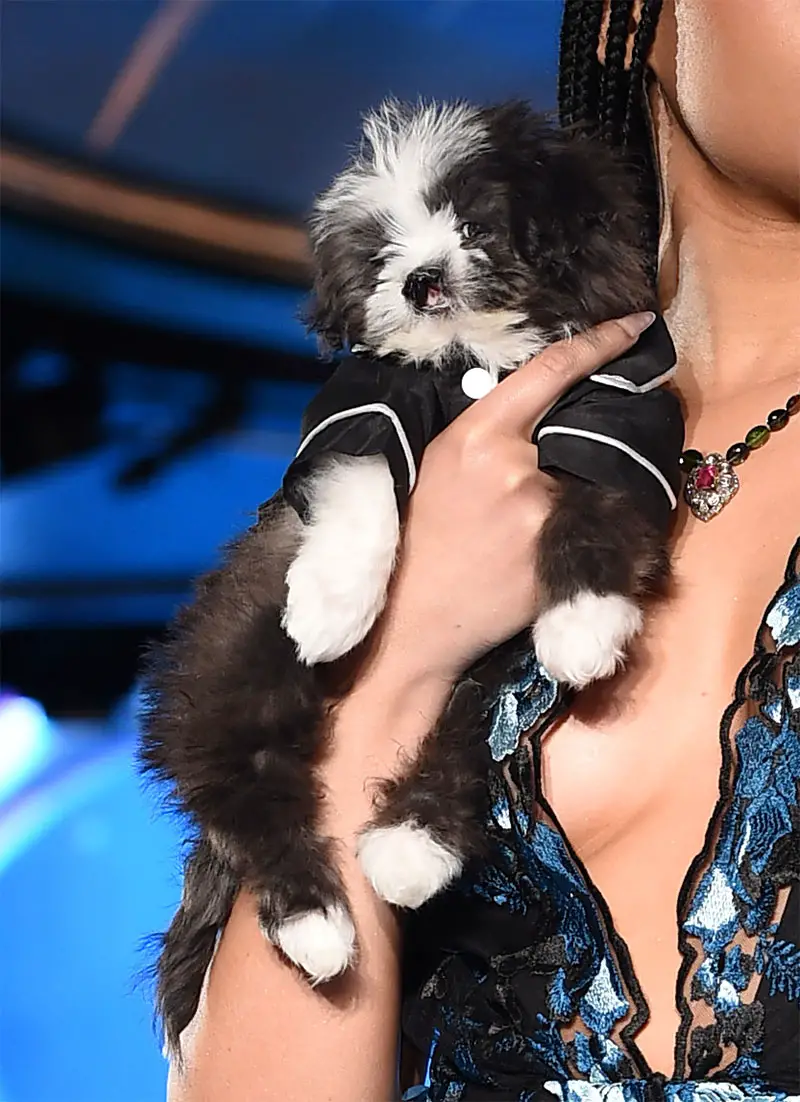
[588,364,677,394]
[536,425,677,510]
[295,403,417,491]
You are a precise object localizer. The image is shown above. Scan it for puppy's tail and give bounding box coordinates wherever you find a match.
[157,836,238,1063]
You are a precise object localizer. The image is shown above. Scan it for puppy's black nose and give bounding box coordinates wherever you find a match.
[402,267,444,309]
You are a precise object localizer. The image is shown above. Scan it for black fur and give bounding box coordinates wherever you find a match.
[140,100,672,1055]
[431,103,652,325]
[538,480,669,610]
[152,837,238,1054]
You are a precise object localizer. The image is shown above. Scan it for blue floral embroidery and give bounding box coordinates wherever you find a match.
[543,1081,792,1102]
[405,543,799,1102]
[676,564,800,1077]
[766,584,800,648]
[406,1079,793,1102]
[755,933,800,1003]
[487,660,558,762]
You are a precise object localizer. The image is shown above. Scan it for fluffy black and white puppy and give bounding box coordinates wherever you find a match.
[141,100,684,1057]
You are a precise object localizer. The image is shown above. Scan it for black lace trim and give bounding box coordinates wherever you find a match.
[525,732,652,1077]
[673,538,800,1078]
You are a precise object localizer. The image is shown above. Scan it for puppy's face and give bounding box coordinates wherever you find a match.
[308,101,650,371]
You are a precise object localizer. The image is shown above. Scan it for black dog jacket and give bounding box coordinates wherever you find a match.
[283,316,684,535]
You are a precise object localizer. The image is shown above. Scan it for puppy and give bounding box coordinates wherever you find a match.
[140,100,684,1058]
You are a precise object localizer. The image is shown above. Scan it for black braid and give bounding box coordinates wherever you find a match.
[557,0,580,125]
[623,0,664,277]
[624,0,663,145]
[557,0,664,282]
[600,1,634,145]
[558,0,604,131]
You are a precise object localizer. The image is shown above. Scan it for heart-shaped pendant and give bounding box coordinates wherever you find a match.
[684,452,740,521]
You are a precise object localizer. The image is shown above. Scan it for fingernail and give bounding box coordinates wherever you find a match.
[616,311,656,338]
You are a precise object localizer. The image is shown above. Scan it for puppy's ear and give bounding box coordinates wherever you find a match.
[531,133,653,312]
[485,102,651,312]
[303,278,348,356]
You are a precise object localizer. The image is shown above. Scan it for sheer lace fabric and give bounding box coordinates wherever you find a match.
[403,541,800,1101]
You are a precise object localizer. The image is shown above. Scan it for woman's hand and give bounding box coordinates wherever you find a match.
[322,312,656,830]
[374,311,657,684]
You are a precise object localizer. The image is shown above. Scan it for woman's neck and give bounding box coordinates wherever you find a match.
[652,90,800,412]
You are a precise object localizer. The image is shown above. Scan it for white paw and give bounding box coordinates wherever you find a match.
[272,905,356,985]
[357,823,462,909]
[533,591,643,689]
[283,455,399,664]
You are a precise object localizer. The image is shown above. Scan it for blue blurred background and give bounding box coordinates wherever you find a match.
[0,3,562,1098]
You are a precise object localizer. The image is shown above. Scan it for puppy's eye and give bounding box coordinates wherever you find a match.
[459,222,487,241]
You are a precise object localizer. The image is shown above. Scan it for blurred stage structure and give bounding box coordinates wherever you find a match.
[0,3,561,1099]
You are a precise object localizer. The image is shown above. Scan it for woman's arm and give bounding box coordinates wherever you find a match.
[169,656,453,1102]
[167,314,654,1101]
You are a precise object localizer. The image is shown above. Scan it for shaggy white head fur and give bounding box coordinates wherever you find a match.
[312,101,547,373]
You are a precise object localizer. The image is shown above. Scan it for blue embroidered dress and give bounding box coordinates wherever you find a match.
[402,540,800,1102]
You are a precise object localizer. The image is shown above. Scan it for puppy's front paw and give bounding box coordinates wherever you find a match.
[283,546,390,664]
[283,455,399,664]
[533,591,643,689]
[357,823,462,909]
[271,905,356,985]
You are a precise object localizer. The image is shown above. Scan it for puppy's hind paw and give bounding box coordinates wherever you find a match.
[357,823,462,909]
[271,905,356,985]
[533,592,642,689]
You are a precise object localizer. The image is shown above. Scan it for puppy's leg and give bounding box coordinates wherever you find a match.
[532,479,668,688]
[198,630,357,984]
[357,676,495,908]
[254,831,356,986]
[283,454,399,664]
[141,497,355,988]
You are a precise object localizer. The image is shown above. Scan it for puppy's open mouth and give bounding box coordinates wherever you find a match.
[402,269,450,313]
[422,284,446,310]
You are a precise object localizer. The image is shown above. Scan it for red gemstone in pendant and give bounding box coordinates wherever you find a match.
[684,452,739,520]
[695,464,716,490]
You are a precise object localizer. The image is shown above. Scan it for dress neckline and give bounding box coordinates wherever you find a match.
[525,537,800,1080]
[403,540,799,1097]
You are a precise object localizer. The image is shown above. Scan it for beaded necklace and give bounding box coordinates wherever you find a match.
[679,392,799,520]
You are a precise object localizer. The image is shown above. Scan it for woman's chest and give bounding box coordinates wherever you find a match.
[536,456,798,1068]
[539,432,798,862]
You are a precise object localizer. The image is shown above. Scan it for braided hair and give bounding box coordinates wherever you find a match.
[558,0,664,278]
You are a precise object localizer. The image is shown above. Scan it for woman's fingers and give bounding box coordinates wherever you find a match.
[476,311,656,437]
